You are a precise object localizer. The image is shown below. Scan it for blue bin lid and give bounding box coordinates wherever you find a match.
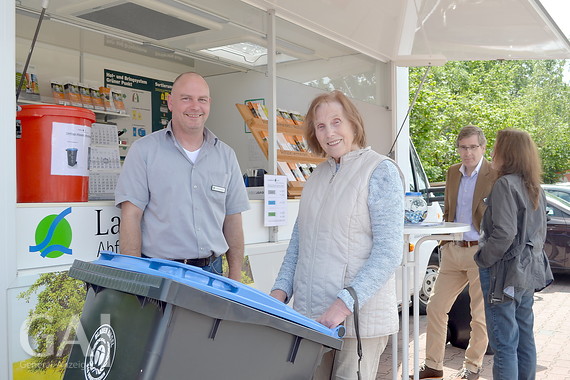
[92,252,344,339]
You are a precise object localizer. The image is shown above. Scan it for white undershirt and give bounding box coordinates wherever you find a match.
[183,147,201,163]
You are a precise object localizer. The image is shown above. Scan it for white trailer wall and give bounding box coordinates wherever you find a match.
[206,70,394,175]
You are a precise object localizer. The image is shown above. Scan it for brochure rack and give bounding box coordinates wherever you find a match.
[236,103,326,198]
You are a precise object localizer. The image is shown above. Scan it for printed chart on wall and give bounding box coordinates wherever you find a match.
[104,70,172,156]
[264,175,288,226]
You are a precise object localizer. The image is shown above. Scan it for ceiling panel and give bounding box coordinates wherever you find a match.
[75,2,209,40]
[15,0,570,72]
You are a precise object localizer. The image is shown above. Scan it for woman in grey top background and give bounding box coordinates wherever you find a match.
[475,128,553,380]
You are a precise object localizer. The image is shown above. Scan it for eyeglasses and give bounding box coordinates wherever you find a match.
[457,145,481,152]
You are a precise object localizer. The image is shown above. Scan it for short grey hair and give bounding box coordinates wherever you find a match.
[456,125,487,148]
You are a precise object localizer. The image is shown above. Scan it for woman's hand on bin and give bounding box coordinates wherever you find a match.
[270,289,287,303]
[317,298,352,329]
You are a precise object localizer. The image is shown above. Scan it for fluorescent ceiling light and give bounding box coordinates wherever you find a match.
[199,42,298,66]
[155,0,229,24]
[275,38,315,56]
[142,42,175,54]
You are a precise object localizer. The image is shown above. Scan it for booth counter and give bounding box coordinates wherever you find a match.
[14,199,297,278]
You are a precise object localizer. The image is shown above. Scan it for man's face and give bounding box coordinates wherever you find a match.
[457,135,485,172]
[168,74,211,133]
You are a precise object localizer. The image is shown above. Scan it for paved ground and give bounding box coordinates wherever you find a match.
[376,272,570,379]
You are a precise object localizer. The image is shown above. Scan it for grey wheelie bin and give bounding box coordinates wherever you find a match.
[63,251,344,380]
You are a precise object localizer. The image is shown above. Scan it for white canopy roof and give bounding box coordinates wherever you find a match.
[242,0,570,65]
[14,0,570,73]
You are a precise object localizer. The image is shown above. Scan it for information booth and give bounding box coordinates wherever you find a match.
[1,1,570,379]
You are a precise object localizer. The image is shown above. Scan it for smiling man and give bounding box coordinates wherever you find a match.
[115,72,249,281]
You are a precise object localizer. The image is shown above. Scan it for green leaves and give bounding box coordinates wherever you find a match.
[410,60,570,183]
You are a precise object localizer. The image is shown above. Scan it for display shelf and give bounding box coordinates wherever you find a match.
[17,98,130,120]
[236,103,326,198]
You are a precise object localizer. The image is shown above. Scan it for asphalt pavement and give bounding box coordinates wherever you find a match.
[376,272,570,379]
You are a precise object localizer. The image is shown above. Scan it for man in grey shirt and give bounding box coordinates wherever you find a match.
[115,72,250,281]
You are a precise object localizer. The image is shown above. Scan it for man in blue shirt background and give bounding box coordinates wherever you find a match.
[413,125,496,380]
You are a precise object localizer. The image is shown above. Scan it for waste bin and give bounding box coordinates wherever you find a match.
[16,104,95,203]
[63,252,343,380]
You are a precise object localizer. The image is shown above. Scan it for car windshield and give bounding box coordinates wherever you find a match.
[542,185,570,203]
[545,192,570,210]
[409,141,429,194]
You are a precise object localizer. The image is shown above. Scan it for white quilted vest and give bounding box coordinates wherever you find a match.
[293,148,399,338]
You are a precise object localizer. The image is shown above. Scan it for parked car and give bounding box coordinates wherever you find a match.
[544,191,570,272]
[542,183,570,204]
[446,191,570,349]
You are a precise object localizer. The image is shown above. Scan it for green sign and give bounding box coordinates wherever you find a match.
[104,69,172,132]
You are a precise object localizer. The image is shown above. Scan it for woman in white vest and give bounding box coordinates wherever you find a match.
[270,90,404,380]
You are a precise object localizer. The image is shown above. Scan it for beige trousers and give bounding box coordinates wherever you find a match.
[424,243,488,372]
[313,335,389,380]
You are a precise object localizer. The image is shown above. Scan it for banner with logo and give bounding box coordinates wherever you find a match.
[16,203,120,275]
[11,203,121,379]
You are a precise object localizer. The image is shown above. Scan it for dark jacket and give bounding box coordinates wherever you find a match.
[474,174,553,303]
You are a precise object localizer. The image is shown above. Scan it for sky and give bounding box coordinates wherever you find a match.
[540,0,570,37]
[540,0,570,82]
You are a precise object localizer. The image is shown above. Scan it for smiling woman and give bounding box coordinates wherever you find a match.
[313,101,357,163]
[270,90,405,380]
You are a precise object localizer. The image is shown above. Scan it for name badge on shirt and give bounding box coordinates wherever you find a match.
[211,185,226,193]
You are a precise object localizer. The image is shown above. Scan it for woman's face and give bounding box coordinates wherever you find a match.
[314,101,357,163]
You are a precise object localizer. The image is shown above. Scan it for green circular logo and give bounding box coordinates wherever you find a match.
[30,207,73,258]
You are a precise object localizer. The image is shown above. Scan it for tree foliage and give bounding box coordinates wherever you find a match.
[18,271,86,373]
[409,60,570,183]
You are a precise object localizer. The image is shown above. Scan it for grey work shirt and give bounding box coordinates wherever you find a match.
[115,123,250,260]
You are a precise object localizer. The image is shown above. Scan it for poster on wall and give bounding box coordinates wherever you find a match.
[16,205,121,274]
[10,204,121,379]
[50,122,91,176]
[263,175,288,226]
[104,70,173,156]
